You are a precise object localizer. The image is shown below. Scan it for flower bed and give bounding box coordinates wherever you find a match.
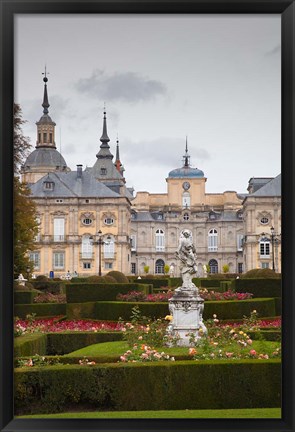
[116,289,253,302]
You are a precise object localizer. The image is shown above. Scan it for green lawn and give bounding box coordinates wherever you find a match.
[67,339,280,358]
[17,407,281,419]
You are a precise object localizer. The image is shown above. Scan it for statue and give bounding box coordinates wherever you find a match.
[169,264,175,277]
[203,264,208,278]
[166,229,207,346]
[175,229,198,291]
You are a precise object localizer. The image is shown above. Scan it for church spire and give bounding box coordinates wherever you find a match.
[96,108,113,159]
[183,136,190,167]
[42,66,50,115]
[100,106,110,148]
[115,136,124,175]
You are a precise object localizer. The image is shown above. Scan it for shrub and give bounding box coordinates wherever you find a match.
[241,269,281,279]
[14,360,281,415]
[66,283,151,303]
[233,278,281,298]
[14,290,39,305]
[222,264,230,273]
[104,275,117,283]
[31,280,65,294]
[35,275,49,282]
[14,333,47,357]
[87,275,106,283]
[143,265,150,275]
[33,293,66,303]
[106,271,129,283]
[14,303,67,319]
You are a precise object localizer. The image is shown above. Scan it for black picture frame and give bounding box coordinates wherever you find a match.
[0,1,294,431]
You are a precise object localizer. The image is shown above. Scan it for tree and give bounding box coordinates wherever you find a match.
[222,264,230,274]
[143,265,150,275]
[13,103,39,277]
[164,264,170,275]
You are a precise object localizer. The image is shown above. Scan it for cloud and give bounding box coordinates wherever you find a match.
[265,45,281,56]
[122,137,210,171]
[75,69,167,103]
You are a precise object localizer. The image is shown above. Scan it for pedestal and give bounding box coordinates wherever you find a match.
[166,285,207,347]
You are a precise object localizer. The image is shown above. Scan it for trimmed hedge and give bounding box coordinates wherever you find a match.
[47,332,123,355]
[14,334,47,357]
[233,278,281,298]
[66,283,152,303]
[67,298,277,321]
[14,360,281,414]
[14,303,67,319]
[31,280,66,294]
[14,290,39,305]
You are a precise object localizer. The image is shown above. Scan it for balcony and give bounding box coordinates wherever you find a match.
[79,252,94,260]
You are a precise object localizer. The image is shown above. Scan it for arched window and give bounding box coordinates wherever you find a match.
[81,235,93,259]
[104,236,115,258]
[259,237,270,257]
[155,229,165,251]
[182,191,191,208]
[155,259,165,274]
[209,259,218,274]
[183,212,190,221]
[208,229,218,251]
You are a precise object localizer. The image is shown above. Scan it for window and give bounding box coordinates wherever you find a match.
[35,217,41,242]
[104,238,115,258]
[131,235,137,251]
[104,217,114,225]
[43,132,47,142]
[29,252,40,270]
[155,259,165,274]
[55,199,63,203]
[44,181,54,191]
[53,252,65,269]
[105,262,113,269]
[237,234,243,251]
[238,263,243,273]
[81,235,93,259]
[131,263,136,274]
[38,132,41,142]
[260,240,270,257]
[209,259,218,274]
[261,262,270,269]
[182,191,191,208]
[100,167,107,175]
[208,229,218,252]
[260,217,269,225]
[49,132,53,143]
[237,211,243,219]
[82,218,92,226]
[183,212,190,221]
[53,218,65,242]
[83,262,91,269]
[155,229,165,251]
[209,213,216,220]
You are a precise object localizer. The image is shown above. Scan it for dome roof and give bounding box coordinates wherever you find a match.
[168,166,204,178]
[24,148,67,169]
[36,114,55,125]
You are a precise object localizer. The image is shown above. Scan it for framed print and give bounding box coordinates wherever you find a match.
[1,1,294,431]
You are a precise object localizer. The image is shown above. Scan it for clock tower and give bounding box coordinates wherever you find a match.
[166,140,206,208]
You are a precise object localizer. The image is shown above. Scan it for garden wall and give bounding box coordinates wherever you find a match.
[14,360,281,414]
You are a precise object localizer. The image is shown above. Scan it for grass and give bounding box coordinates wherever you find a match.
[66,339,281,358]
[17,407,281,419]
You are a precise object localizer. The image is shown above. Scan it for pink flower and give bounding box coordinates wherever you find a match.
[225,352,233,358]
[249,349,257,356]
[120,355,127,362]
[247,339,253,345]
[189,348,197,356]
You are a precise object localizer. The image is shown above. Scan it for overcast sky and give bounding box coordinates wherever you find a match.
[14,14,281,194]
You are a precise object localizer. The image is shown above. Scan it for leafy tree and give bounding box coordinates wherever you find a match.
[164,264,170,274]
[143,265,150,275]
[13,103,39,277]
[222,264,230,274]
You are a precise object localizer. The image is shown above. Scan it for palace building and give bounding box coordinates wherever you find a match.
[21,75,281,277]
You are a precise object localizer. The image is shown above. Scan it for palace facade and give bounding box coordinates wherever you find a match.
[21,76,281,277]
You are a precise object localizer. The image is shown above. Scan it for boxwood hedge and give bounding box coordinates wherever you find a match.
[66,298,277,321]
[14,334,47,357]
[233,278,281,297]
[14,360,281,415]
[14,303,67,319]
[66,283,152,303]
[14,290,39,305]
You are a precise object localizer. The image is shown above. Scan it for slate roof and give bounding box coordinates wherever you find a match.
[24,148,67,169]
[29,171,121,198]
[250,174,281,197]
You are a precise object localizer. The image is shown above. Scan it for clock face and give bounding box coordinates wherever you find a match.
[183,181,190,190]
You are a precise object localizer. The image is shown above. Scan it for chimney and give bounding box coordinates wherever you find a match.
[77,164,83,178]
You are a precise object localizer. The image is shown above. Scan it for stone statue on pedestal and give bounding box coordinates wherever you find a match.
[166,229,207,346]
